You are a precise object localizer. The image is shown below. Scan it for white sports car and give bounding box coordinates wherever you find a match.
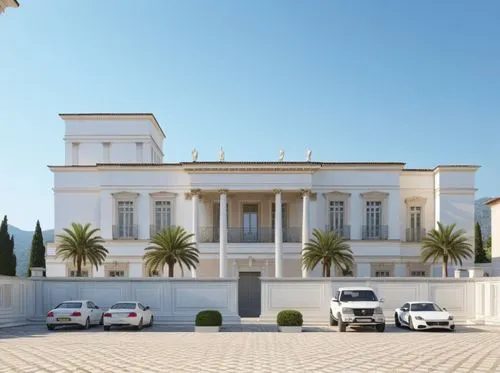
[46,300,104,330]
[103,301,153,330]
[394,301,455,331]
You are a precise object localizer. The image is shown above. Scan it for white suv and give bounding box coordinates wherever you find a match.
[330,286,386,332]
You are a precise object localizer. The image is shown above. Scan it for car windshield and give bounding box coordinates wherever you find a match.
[410,303,442,312]
[56,302,82,309]
[340,290,378,302]
[111,303,136,310]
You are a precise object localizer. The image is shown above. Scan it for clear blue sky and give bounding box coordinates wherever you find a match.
[1,0,499,230]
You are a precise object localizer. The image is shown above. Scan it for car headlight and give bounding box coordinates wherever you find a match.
[448,316,454,320]
[342,307,354,314]
[415,316,424,321]
[374,307,383,314]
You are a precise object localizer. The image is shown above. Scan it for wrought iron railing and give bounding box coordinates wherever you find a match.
[324,225,351,240]
[361,225,389,240]
[149,224,176,238]
[406,228,426,242]
[199,226,301,243]
[112,225,138,240]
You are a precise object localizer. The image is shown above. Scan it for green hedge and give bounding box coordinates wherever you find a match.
[277,310,303,327]
[195,310,223,326]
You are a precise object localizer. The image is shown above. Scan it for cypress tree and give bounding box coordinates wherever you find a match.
[0,216,16,276]
[474,222,488,263]
[28,220,46,276]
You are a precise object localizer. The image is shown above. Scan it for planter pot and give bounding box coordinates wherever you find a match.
[279,326,302,333]
[195,326,220,333]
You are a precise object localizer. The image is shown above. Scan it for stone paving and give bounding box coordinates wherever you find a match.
[0,323,500,372]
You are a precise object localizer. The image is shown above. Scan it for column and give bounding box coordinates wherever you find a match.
[219,190,228,278]
[301,189,311,278]
[94,265,105,278]
[191,189,200,278]
[394,263,407,277]
[274,189,283,278]
[129,262,143,278]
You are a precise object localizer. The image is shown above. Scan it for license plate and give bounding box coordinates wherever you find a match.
[357,319,371,322]
[57,317,70,321]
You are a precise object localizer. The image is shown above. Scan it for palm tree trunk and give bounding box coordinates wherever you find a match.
[442,260,448,278]
[326,264,331,278]
[77,258,82,277]
[168,264,174,277]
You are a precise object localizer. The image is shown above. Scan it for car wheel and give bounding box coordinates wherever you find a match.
[99,315,104,326]
[83,317,90,330]
[394,314,401,328]
[329,311,337,326]
[409,317,415,331]
[104,325,110,331]
[376,323,385,332]
[148,316,154,327]
[47,324,55,331]
[136,317,144,330]
[338,314,346,332]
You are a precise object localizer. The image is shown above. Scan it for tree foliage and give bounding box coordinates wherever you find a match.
[143,226,199,277]
[28,220,46,276]
[474,222,489,263]
[0,215,16,276]
[421,222,473,277]
[56,223,108,277]
[301,228,354,277]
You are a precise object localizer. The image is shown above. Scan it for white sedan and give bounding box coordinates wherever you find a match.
[394,301,455,331]
[103,301,154,330]
[46,300,104,330]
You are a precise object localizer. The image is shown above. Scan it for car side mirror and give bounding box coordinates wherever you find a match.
[145,306,150,310]
[442,308,447,311]
[402,308,408,312]
[379,298,384,303]
[95,306,99,309]
[331,298,339,303]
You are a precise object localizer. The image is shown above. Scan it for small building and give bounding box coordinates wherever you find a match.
[486,198,500,276]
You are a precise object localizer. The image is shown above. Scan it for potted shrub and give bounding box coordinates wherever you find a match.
[195,310,223,332]
[277,309,303,333]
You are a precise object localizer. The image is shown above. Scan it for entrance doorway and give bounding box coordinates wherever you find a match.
[238,272,261,317]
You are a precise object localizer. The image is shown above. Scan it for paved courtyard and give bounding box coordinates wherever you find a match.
[1,324,500,373]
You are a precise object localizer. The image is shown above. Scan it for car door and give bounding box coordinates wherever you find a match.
[86,301,98,324]
[400,303,410,324]
[139,303,150,323]
[331,291,341,317]
[92,301,103,322]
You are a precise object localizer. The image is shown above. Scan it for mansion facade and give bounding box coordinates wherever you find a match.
[45,113,479,279]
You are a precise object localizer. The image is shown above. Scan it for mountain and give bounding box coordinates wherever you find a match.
[7,225,54,277]
[475,197,492,239]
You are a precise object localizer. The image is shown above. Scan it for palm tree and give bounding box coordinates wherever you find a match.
[421,222,473,277]
[56,223,108,277]
[302,228,354,277]
[144,226,199,277]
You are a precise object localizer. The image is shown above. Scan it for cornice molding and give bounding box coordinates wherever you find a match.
[323,191,351,199]
[404,196,427,205]
[150,191,177,199]
[111,191,139,199]
[360,191,389,199]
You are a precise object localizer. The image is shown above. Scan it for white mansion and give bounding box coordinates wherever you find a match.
[45,113,478,279]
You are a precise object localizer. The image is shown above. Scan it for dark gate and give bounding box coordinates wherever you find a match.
[238,272,261,317]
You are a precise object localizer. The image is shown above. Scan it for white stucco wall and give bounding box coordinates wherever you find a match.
[489,200,500,276]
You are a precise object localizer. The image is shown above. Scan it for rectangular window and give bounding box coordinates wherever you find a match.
[118,201,134,238]
[69,270,89,277]
[136,142,144,162]
[410,271,426,277]
[108,270,125,277]
[375,270,390,277]
[365,201,382,238]
[408,206,422,241]
[103,142,110,162]
[329,201,344,231]
[72,143,79,165]
[155,200,171,231]
[242,204,259,242]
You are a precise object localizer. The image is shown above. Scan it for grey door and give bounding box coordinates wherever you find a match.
[238,272,261,317]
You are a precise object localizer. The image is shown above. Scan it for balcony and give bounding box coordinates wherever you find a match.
[112,225,138,240]
[324,225,351,240]
[199,227,301,243]
[406,228,426,242]
[149,224,175,238]
[361,225,389,240]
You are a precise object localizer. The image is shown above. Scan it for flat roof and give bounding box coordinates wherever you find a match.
[58,113,166,139]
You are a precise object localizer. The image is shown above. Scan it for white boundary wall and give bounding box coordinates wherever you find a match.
[260,277,500,325]
[0,276,239,325]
